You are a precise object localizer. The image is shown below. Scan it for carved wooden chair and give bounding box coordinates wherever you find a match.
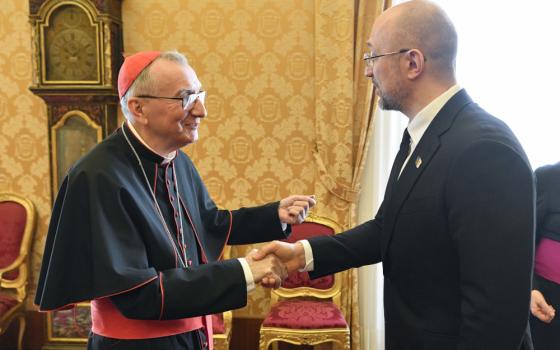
[213,245,233,350]
[0,193,36,350]
[259,215,350,350]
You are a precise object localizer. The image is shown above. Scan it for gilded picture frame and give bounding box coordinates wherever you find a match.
[46,302,91,343]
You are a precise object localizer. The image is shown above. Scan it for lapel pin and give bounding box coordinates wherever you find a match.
[415,156,422,168]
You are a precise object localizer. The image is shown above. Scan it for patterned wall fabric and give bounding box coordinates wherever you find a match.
[123,0,317,205]
[122,0,321,318]
[0,0,50,307]
[0,4,381,349]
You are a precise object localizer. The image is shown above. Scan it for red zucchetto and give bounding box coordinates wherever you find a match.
[117,51,161,99]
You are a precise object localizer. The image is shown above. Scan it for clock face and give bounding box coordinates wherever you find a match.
[44,5,99,82]
[47,28,98,81]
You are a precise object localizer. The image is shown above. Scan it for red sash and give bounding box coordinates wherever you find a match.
[91,298,213,349]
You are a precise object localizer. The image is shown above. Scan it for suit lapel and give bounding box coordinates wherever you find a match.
[381,89,474,256]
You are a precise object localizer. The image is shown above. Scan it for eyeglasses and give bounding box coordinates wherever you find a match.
[136,91,206,110]
[363,48,411,68]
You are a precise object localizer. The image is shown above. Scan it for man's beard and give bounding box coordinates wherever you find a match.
[374,79,404,112]
[378,93,402,111]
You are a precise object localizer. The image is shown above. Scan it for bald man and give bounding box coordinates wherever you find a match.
[256,1,534,349]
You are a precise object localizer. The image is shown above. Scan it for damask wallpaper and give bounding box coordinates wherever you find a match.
[0,0,51,308]
[0,6,377,348]
[122,0,323,318]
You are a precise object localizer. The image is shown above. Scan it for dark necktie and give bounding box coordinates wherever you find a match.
[387,129,411,192]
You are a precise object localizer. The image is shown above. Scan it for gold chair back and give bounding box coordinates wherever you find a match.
[0,193,36,350]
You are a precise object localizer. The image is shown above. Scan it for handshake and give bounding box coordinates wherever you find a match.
[244,194,316,289]
[245,240,307,289]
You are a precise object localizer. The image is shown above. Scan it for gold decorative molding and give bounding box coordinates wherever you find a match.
[102,22,112,86]
[33,1,102,85]
[259,327,350,350]
[29,0,123,91]
[46,302,90,343]
[50,110,102,191]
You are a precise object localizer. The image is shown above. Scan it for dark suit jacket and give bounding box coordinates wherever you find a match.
[309,90,535,350]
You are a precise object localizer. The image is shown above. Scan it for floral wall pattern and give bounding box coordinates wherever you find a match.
[0,6,374,344]
[0,0,51,309]
[122,0,323,318]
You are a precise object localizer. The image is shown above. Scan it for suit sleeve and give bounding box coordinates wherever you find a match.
[307,201,385,279]
[228,202,290,245]
[534,167,547,243]
[111,259,247,320]
[110,203,288,319]
[445,140,534,350]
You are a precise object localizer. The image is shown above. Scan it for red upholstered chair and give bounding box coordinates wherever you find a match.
[213,246,233,350]
[259,215,350,350]
[0,193,36,350]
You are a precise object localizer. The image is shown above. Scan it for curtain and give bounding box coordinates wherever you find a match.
[357,107,408,349]
[312,0,390,348]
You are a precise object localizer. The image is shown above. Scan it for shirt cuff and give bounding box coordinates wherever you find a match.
[281,222,287,232]
[238,258,255,293]
[299,240,314,272]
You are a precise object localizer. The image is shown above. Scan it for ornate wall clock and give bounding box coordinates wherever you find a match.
[43,3,100,83]
[28,0,123,348]
[29,0,123,195]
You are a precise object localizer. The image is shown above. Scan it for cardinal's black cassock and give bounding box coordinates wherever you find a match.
[36,123,289,349]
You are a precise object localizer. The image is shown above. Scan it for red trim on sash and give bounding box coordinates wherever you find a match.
[91,297,208,340]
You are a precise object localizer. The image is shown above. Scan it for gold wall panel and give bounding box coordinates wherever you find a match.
[0,0,51,309]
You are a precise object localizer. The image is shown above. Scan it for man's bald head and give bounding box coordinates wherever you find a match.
[376,0,457,77]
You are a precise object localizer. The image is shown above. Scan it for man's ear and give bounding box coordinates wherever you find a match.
[127,97,148,125]
[405,49,425,80]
